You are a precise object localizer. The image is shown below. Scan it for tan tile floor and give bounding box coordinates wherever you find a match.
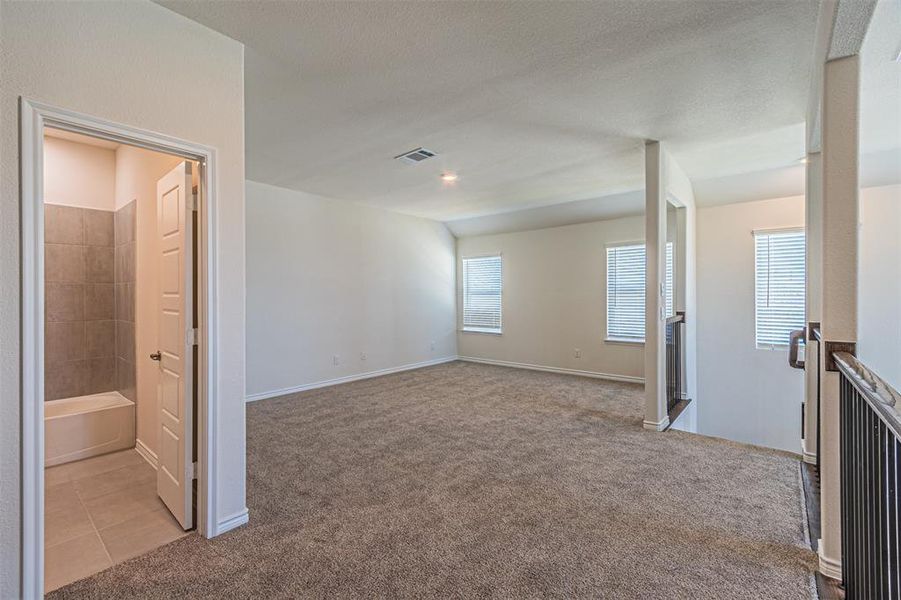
[44,449,189,592]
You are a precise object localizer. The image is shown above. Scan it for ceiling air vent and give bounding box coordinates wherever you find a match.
[394,147,437,165]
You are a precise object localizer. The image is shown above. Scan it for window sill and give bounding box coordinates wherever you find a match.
[605,338,645,346]
[757,344,790,351]
[461,327,502,335]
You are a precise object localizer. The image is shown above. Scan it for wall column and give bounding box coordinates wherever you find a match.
[644,141,668,430]
[802,151,822,464]
[818,54,860,580]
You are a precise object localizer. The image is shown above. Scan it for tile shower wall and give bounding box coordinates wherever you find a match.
[45,205,116,401]
[115,201,137,401]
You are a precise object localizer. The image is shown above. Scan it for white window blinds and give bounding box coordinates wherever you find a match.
[462,255,502,333]
[665,242,674,318]
[755,229,806,348]
[606,242,675,341]
[607,244,646,341]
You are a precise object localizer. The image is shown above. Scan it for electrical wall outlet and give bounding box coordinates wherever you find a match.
[430,341,435,351]
[333,355,340,366]
[360,352,367,361]
[574,348,581,358]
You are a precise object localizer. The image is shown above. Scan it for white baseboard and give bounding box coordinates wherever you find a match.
[818,545,842,580]
[215,508,249,536]
[802,449,817,465]
[134,438,158,470]
[457,356,644,384]
[643,416,670,431]
[245,356,458,403]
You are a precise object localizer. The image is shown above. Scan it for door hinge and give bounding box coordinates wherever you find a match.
[188,191,198,212]
[189,461,198,480]
[186,328,199,346]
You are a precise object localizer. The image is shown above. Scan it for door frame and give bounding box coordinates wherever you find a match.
[20,98,221,597]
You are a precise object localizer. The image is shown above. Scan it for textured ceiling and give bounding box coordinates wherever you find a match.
[860,0,901,162]
[161,0,823,224]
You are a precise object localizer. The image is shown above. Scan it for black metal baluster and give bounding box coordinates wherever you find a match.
[858,381,865,600]
[841,377,849,591]
[893,437,900,598]
[854,380,861,599]
[876,420,891,598]
[883,429,898,598]
[856,380,864,600]
[860,394,874,598]
[819,354,900,599]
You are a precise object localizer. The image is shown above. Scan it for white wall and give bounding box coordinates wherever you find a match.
[43,136,116,210]
[114,145,184,458]
[858,184,901,390]
[456,216,646,381]
[696,196,805,452]
[245,180,457,399]
[694,185,901,454]
[1,3,246,595]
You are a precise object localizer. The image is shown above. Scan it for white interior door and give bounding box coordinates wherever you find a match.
[155,161,194,530]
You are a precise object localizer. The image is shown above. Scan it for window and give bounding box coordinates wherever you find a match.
[665,242,674,318]
[755,229,805,348]
[462,255,502,333]
[606,242,674,342]
[606,244,646,341]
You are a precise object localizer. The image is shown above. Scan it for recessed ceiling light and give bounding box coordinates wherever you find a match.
[440,172,458,182]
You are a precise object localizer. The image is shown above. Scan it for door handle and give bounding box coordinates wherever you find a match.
[788,330,805,369]
[150,351,162,361]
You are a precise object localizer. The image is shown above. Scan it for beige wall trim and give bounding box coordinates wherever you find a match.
[245,356,459,403]
[134,438,159,471]
[802,446,818,465]
[642,416,671,432]
[458,356,645,385]
[818,545,843,580]
[217,508,250,536]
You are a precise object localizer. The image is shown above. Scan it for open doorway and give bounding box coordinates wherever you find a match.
[41,127,199,591]
[664,198,693,430]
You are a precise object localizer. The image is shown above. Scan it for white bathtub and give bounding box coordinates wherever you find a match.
[45,391,135,467]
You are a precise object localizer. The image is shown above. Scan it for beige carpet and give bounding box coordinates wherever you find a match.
[51,361,817,598]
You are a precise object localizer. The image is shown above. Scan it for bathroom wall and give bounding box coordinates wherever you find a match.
[44,205,116,400]
[43,136,116,209]
[115,145,183,459]
[44,136,166,435]
[44,134,140,407]
[114,201,137,401]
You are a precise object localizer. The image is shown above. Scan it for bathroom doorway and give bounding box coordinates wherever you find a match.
[42,128,198,591]
[20,101,220,596]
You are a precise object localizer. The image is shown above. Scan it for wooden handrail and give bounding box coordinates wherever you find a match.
[836,351,901,598]
[835,352,901,440]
